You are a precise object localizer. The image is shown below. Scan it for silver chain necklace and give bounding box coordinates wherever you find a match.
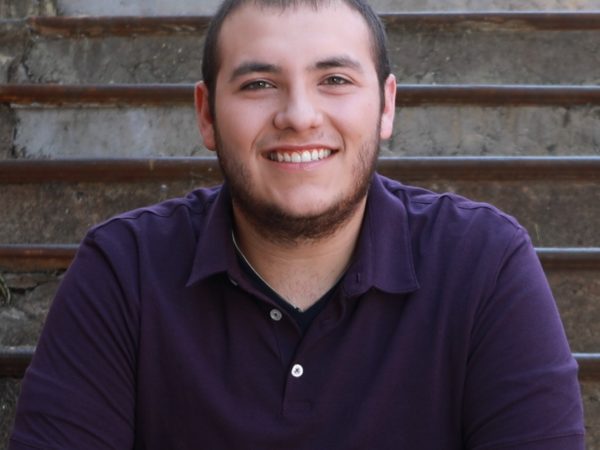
[231,231,304,312]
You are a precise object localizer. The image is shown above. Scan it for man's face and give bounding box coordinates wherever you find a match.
[196,1,396,242]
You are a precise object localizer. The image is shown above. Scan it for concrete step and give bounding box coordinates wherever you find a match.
[0,378,20,448]
[4,0,600,18]
[1,4,598,448]
[2,14,600,85]
[8,104,600,158]
[0,157,597,247]
[3,85,600,157]
[0,1,56,19]
[1,246,597,350]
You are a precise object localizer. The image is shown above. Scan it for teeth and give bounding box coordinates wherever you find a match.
[269,149,332,163]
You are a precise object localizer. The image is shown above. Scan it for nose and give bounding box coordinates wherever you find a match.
[273,86,323,131]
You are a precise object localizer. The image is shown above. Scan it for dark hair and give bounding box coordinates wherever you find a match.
[201,0,391,114]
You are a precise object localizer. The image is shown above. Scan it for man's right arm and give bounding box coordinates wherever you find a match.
[10,231,139,449]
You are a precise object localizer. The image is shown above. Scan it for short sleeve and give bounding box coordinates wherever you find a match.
[462,228,585,449]
[10,231,139,450]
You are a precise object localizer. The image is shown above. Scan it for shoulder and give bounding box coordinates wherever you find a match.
[86,185,222,246]
[375,173,524,243]
[369,174,530,288]
[73,185,225,282]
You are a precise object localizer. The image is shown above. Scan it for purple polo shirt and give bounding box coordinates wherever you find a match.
[10,174,584,449]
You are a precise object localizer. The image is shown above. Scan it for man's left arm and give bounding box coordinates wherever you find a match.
[462,228,585,449]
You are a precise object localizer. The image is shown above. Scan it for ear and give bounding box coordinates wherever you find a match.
[194,81,216,151]
[379,74,396,141]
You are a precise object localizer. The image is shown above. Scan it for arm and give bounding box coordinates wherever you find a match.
[463,229,585,449]
[10,231,138,449]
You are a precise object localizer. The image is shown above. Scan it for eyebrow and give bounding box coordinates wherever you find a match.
[228,55,364,82]
[229,62,281,82]
[313,56,364,73]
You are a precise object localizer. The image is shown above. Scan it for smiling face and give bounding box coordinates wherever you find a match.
[196,1,396,243]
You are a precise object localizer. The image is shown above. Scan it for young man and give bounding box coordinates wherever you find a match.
[10,0,584,448]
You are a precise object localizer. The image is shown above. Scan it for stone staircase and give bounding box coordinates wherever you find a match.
[1,0,600,447]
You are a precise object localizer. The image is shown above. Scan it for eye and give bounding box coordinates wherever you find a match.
[322,75,351,86]
[241,80,275,90]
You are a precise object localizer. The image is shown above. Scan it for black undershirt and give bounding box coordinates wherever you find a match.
[235,252,339,334]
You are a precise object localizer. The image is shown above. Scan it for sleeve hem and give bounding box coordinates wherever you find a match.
[474,432,585,450]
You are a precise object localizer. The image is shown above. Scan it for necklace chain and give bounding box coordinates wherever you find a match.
[231,231,303,312]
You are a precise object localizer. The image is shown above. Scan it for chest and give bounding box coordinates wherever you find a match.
[132,278,468,449]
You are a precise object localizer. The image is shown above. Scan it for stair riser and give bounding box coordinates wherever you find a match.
[1,268,597,349]
[550,270,600,352]
[0,22,26,84]
[5,105,600,158]
[389,29,600,85]
[0,105,15,159]
[390,106,600,156]
[2,23,600,85]
[5,0,600,17]
[1,180,597,246]
[11,107,203,158]
[0,1,56,19]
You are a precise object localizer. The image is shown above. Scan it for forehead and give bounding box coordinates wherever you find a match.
[216,2,375,75]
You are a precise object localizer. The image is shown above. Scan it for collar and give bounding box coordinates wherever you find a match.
[341,173,420,297]
[186,174,420,296]
[186,184,239,287]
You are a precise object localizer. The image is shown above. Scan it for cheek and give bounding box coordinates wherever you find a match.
[326,98,380,139]
[216,100,274,145]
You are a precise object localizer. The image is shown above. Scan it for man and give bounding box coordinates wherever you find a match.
[10,0,584,448]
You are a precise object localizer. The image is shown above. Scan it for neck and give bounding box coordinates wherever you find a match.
[232,199,366,311]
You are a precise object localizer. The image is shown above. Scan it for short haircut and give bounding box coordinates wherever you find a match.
[201,0,391,114]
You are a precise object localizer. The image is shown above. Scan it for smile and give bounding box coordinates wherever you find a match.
[268,149,333,163]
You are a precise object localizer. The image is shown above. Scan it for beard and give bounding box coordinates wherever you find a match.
[215,129,380,246]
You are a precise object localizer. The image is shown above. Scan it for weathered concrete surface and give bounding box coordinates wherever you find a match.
[0,179,597,246]
[0,0,56,18]
[0,379,19,450]
[11,107,206,158]
[0,271,60,346]
[0,105,16,159]
[0,180,204,243]
[4,0,599,19]
[52,0,600,15]
[3,0,600,17]
[1,267,597,348]
[15,34,205,84]
[583,381,600,450]
[0,21,27,84]
[420,179,600,247]
[9,28,600,85]
[8,105,600,159]
[551,270,600,352]
[389,30,600,85]
[57,0,220,16]
[390,106,600,156]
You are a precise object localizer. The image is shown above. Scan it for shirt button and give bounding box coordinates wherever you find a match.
[291,364,304,378]
[269,309,283,321]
